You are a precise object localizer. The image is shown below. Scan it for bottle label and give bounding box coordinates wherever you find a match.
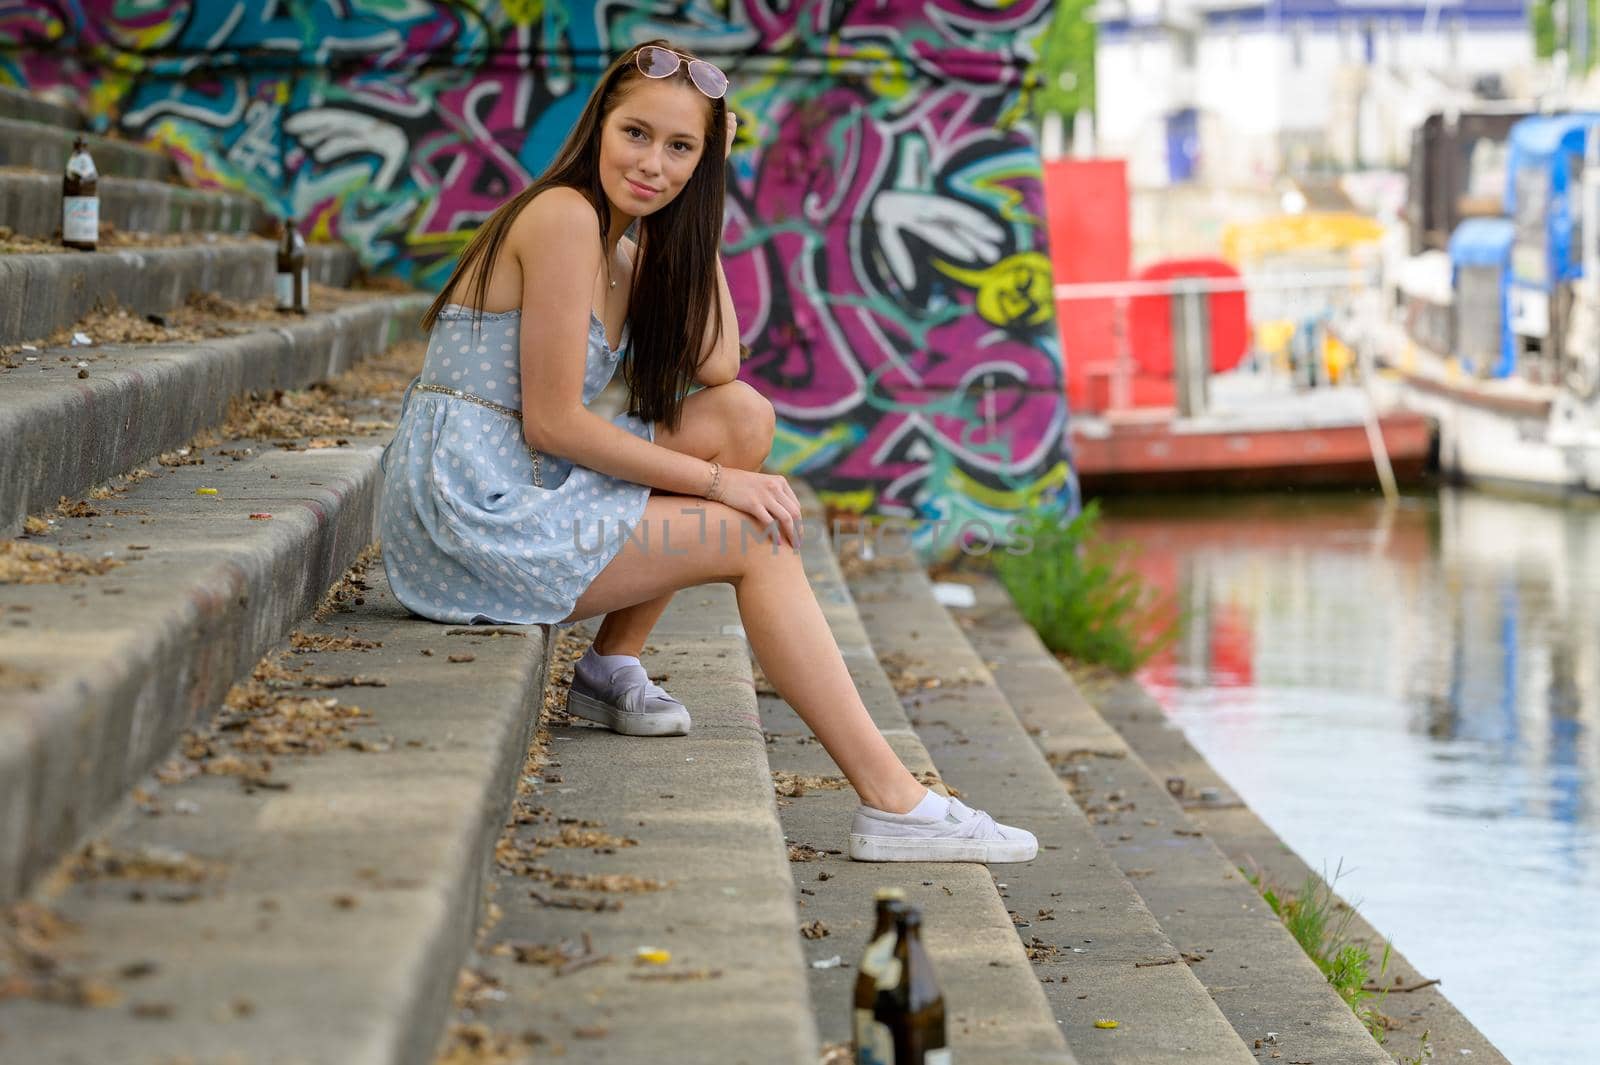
[66,152,97,180]
[924,1050,952,1065]
[277,269,310,310]
[63,196,98,243]
[854,1007,894,1065]
[860,931,902,989]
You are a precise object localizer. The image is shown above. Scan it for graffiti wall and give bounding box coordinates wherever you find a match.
[1,1,1074,553]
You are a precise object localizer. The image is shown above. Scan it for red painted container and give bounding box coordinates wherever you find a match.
[1042,159,1130,414]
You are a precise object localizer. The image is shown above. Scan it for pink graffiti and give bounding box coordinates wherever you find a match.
[740,79,1061,504]
[2,0,1069,518]
[411,72,535,236]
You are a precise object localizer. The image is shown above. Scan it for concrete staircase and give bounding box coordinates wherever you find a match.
[947,580,1509,1064]
[0,89,504,1063]
[0,84,1494,1064]
[0,86,351,349]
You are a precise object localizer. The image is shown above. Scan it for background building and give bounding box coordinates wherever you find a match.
[1092,0,1532,188]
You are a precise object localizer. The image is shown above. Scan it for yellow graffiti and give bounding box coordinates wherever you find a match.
[825,43,911,99]
[996,88,1030,133]
[772,421,856,473]
[24,17,64,39]
[406,229,479,254]
[502,0,542,26]
[309,211,336,242]
[950,460,1073,511]
[146,121,241,189]
[935,252,1055,327]
[88,73,133,120]
[818,488,876,515]
[124,20,180,50]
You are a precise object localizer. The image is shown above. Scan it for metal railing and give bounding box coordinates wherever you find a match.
[1053,265,1398,499]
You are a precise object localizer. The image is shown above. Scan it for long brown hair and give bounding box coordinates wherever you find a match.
[422,39,727,433]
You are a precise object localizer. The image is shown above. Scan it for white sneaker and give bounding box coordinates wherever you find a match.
[565,652,691,737]
[848,796,1039,863]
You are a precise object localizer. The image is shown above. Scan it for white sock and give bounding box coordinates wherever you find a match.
[577,647,640,687]
[907,788,951,820]
[583,647,640,666]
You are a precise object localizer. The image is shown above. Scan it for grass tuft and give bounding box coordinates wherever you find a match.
[1400,1028,1434,1064]
[992,500,1174,673]
[1244,861,1393,1041]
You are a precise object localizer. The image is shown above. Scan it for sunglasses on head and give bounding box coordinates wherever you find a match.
[634,45,728,100]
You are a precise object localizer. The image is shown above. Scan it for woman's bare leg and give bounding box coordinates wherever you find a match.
[586,525,673,654]
[589,380,775,656]
[564,494,927,815]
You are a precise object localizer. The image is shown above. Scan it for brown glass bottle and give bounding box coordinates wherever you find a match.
[854,889,906,1065]
[61,135,98,251]
[855,897,949,1064]
[276,218,308,314]
[892,908,949,1064]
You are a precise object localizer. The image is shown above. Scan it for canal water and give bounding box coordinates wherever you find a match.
[1098,487,1600,1065]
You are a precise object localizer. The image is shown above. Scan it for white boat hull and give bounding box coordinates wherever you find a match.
[1396,377,1600,494]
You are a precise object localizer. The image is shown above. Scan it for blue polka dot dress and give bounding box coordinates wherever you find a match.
[378,304,656,625]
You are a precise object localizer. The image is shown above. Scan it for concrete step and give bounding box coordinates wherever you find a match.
[1024,640,1512,1063]
[843,553,1257,1065]
[765,485,1076,1064]
[0,292,428,536]
[0,117,175,182]
[0,84,86,130]
[0,169,267,239]
[0,239,360,347]
[945,572,1403,1064]
[0,332,425,903]
[441,596,821,1063]
[0,560,555,1065]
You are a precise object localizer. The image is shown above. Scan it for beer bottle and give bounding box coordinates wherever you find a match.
[855,889,906,1065]
[892,908,950,1064]
[276,218,309,314]
[61,135,99,251]
[856,896,949,1064]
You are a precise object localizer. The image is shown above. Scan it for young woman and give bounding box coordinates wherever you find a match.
[379,41,1036,863]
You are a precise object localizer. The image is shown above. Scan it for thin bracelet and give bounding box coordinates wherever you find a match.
[705,460,723,502]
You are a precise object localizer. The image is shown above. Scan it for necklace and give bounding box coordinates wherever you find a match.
[605,247,618,290]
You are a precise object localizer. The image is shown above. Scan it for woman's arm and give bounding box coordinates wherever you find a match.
[513,189,716,498]
[693,253,741,387]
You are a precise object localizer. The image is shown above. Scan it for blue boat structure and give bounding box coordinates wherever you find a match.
[1380,111,1600,494]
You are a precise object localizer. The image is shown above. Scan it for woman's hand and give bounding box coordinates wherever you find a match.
[715,467,803,548]
[724,110,738,157]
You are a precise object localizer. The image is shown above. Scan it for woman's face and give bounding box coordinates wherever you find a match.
[598,77,711,218]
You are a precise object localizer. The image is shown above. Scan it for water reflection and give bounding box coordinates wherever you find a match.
[1099,488,1600,1064]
